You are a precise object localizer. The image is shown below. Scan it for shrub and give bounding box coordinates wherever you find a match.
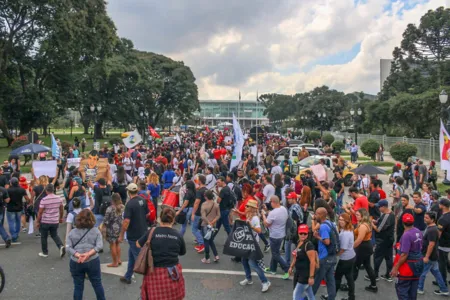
[331,141,345,152]
[390,142,417,164]
[109,137,122,146]
[322,133,335,146]
[61,141,72,152]
[308,131,321,142]
[360,139,379,160]
[304,131,311,142]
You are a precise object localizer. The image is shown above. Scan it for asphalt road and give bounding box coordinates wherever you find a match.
[0,174,447,300]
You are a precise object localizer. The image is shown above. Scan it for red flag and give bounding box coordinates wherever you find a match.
[148,126,161,139]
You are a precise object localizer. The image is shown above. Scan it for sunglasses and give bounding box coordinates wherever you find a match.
[298,233,308,236]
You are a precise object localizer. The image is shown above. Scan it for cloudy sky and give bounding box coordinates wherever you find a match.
[107,0,448,100]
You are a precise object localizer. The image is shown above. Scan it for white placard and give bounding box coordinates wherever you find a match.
[67,158,81,168]
[310,164,326,182]
[93,142,100,151]
[32,160,57,178]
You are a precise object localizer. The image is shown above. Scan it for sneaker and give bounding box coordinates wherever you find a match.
[119,277,132,284]
[60,246,66,258]
[433,281,439,286]
[261,281,271,292]
[35,233,41,237]
[365,285,378,293]
[364,275,380,281]
[213,256,220,263]
[240,278,254,286]
[196,245,205,253]
[340,283,349,291]
[320,295,328,300]
[263,268,276,275]
[5,239,11,249]
[417,290,424,295]
[38,252,48,258]
[434,290,450,296]
[264,245,270,253]
[22,228,27,233]
[201,258,210,264]
[380,274,393,282]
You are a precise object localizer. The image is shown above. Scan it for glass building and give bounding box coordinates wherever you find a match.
[195,100,269,129]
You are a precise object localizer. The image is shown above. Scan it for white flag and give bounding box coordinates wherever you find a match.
[230,114,244,171]
[176,133,181,144]
[122,130,142,149]
[440,119,450,171]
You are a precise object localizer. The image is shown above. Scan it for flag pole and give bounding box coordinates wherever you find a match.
[238,90,241,128]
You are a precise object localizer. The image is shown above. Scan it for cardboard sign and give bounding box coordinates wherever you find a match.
[311,164,326,182]
[32,160,57,178]
[78,156,109,182]
[67,158,81,168]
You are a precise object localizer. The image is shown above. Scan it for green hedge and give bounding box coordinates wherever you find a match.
[322,133,335,146]
[390,142,417,164]
[360,139,379,160]
[308,131,321,141]
[331,140,345,152]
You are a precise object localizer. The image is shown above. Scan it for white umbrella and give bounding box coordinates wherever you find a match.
[218,122,233,126]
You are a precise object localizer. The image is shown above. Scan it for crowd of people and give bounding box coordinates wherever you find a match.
[0,129,449,300]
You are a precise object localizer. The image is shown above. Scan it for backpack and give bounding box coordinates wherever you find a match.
[430,167,438,180]
[285,214,297,241]
[139,192,156,225]
[322,221,340,255]
[99,188,112,216]
[228,183,241,207]
[70,210,79,226]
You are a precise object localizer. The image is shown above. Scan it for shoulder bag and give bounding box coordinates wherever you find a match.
[133,227,156,275]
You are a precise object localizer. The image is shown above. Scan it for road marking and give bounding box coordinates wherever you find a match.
[101,262,286,279]
[0,242,21,247]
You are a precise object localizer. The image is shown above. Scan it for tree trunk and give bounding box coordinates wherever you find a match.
[95,122,103,139]
[0,120,14,146]
[43,124,48,136]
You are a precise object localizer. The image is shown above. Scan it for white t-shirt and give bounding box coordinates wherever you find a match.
[263,184,275,204]
[205,174,217,190]
[266,206,288,239]
[122,157,134,171]
[109,164,117,177]
[339,230,356,260]
[250,215,261,242]
[271,165,283,182]
[66,208,82,224]
[207,158,218,169]
[173,157,179,169]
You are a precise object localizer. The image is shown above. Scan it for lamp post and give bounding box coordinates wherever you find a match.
[317,112,326,137]
[90,104,102,142]
[140,111,149,143]
[301,116,308,135]
[439,90,449,184]
[69,117,74,137]
[350,107,362,144]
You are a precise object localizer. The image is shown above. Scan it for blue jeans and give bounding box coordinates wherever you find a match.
[312,256,337,300]
[191,215,204,245]
[350,152,357,162]
[242,258,268,283]
[418,260,448,292]
[6,211,22,240]
[124,240,141,280]
[180,207,192,236]
[336,193,344,214]
[293,282,315,300]
[94,214,104,228]
[258,232,269,246]
[70,257,106,300]
[269,237,289,273]
[202,226,218,259]
[284,239,294,265]
[405,176,415,190]
[395,279,419,300]
[0,210,11,242]
[216,209,231,235]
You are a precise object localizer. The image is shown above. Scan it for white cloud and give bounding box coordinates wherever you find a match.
[107,0,447,99]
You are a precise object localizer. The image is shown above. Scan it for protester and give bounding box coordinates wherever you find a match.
[412,191,427,232]
[200,190,220,263]
[396,194,414,242]
[66,209,105,300]
[344,187,368,226]
[215,176,232,236]
[335,213,356,300]
[437,198,450,288]
[112,166,132,203]
[285,191,303,266]
[192,175,207,253]
[147,173,160,216]
[0,184,11,247]
[65,197,82,240]
[6,177,30,242]
[102,193,124,267]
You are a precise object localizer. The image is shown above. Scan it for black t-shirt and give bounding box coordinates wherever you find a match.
[422,225,439,261]
[93,185,112,214]
[183,190,196,208]
[294,241,315,284]
[414,203,427,231]
[138,227,186,267]
[438,212,450,248]
[368,190,380,219]
[431,202,442,221]
[375,212,395,241]
[0,187,9,213]
[6,186,26,212]
[219,186,233,210]
[2,166,13,180]
[123,195,149,241]
[333,178,344,194]
[33,185,46,207]
[397,208,414,242]
[195,187,208,216]
[0,175,8,187]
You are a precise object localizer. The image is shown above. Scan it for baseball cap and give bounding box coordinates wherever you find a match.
[402,213,414,224]
[298,224,309,234]
[126,183,138,192]
[287,192,298,199]
[439,198,450,208]
[376,199,389,208]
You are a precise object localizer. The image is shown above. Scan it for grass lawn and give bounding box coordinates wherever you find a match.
[2,133,122,172]
[360,161,395,167]
[342,155,371,162]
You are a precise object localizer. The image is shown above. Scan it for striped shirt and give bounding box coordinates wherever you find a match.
[39,193,63,224]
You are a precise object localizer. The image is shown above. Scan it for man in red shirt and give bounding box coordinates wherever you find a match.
[345,186,369,225]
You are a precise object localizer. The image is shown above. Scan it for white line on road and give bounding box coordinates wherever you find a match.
[0,242,21,247]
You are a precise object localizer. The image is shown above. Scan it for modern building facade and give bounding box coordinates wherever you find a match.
[195,100,269,129]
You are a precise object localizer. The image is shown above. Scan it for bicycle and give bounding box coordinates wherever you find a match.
[0,265,4,294]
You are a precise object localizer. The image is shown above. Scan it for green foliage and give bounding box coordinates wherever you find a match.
[322,133,335,145]
[331,141,345,152]
[360,139,379,160]
[109,137,122,145]
[390,142,418,164]
[308,131,321,141]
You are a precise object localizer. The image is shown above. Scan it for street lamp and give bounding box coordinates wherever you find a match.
[301,116,308,135]
[90,104,102,142]
[69,117,74,137]
[140,111,149,143]
[318,112,326,137]
[439,90,450,184]
[350,107,362,144]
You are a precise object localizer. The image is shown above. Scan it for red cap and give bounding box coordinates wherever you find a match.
[402,213,414,224]
[287,192,298,199]
[19,176,27,183]
[298,224,309,234]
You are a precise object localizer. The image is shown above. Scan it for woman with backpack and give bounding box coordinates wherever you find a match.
[391,177,405,217]
[428,160,438,190]
[147,173,161,217]
[288,224,316,300]
[285,191,303,266]
[112,166,132,204]
[102,193,124,268]
[65,197,82,240]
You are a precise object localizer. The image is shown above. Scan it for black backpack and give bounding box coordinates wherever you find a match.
[99,187,112,216]
[285,214,297,241]
[229,183,241,207]
[322,221,340,255]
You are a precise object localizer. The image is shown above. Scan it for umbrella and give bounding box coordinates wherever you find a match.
[10,143,51,156]
[352,164,386,175]
[218,122,233,126]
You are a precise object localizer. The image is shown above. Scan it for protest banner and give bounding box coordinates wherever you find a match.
[32,160,57,178]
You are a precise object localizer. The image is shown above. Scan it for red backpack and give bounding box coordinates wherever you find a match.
[138,191,157,224]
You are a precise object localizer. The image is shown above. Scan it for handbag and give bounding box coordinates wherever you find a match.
[197,203,215,230]
[175,209,187,225]
[133,227,156,275]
